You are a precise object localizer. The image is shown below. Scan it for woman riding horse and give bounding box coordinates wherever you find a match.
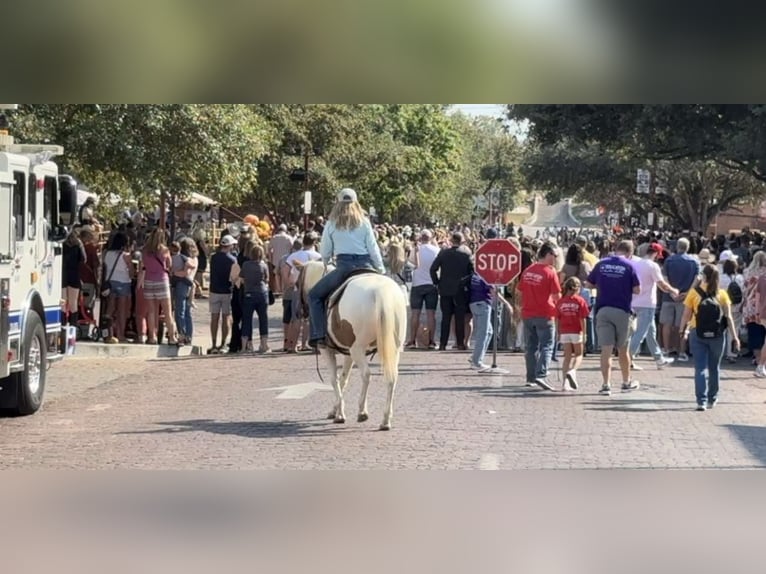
[308,188,385,349]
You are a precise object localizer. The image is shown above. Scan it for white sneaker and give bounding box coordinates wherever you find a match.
[677,353,690,362]
[656,357,675,369]
[755,365,766,378]
[630,363,644,371]
[534,378,554,391]
[565,371,579,390]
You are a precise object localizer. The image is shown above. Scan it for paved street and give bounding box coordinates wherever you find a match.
[3,302,766,469]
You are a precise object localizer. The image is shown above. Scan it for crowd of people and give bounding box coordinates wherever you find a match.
[61,189,766,410]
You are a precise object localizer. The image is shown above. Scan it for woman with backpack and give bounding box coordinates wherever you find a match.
[718,252,744,363]
[679,264,740,411]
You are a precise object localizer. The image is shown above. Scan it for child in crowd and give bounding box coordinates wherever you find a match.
[555,277,590,391]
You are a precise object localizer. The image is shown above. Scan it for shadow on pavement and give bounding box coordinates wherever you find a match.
[582,398,693,413]
[723,425,766,467]
[417,385,580,398]
[116,419,349,439]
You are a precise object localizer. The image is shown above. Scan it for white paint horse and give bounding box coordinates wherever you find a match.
[297,260,408,431]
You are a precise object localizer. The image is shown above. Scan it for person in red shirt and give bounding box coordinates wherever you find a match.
[517,242,561,390]
[556,277,590,391]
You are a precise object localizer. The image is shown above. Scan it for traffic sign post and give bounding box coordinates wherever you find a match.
[474,239,522,375]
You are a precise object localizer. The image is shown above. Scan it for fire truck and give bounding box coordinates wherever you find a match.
[0,104,77,415]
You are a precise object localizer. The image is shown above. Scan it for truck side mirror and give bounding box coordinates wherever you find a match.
[50,223,68,242]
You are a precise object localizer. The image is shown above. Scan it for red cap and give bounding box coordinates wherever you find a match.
[647,242,666,260]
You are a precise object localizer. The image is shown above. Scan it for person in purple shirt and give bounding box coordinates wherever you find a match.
[586,240,641,396]
[468,273,512,370]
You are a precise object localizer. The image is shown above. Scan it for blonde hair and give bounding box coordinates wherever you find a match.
[144,228,166,255]
[386,242,406,275]
[329,200,365,231]
[748,250,766,272]
[245,240,264,262]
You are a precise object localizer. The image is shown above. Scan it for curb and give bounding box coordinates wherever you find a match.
[71,342,205,360]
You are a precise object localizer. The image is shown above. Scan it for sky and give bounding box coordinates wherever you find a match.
[450,104,527,140]
[451,104,507,118]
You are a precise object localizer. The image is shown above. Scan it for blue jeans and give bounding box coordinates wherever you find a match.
[309,254,375,341]
[689,332,725,405]
[629,307,662,360]
[586,294,597,353]
[523,317,555,382]
[470,301,497,366]
[241,290,268,340]
[173,280,193,340]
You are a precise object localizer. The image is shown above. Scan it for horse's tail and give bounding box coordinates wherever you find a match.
[375,284,402,383]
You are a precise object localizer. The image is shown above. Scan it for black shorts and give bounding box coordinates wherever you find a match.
[282,297,293,324]
[410,284,438,311]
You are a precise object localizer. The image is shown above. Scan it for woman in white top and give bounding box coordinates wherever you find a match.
[719,253,744,363]
[172,237,199,346]
[102,231,134,343]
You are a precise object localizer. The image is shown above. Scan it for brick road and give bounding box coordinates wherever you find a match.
[3,304,766,468]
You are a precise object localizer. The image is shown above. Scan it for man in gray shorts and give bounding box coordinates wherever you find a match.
[659,237,700,361]
[207,235,238,353]
[406,230,440,349]
[586,240,641,395]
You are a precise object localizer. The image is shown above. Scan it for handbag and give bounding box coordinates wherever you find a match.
[101,253,120,298]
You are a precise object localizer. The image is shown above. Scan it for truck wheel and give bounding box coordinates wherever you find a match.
[14,313,46,416]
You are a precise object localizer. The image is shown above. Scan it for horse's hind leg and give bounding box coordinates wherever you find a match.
[328,356,353,420]
[356,354,372,423]
[380,362,399,431]
[323,350,346,424]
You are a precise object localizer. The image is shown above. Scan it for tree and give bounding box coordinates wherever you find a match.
[508,104,766,180]
[510,105,766,231]
[521,139,766,232]
[10,105,273,216]
[445,114,523,226]
[251,104,463,224]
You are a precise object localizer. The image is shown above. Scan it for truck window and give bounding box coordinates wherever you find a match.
[44,176,59,226]
[0,184,10,256]
[27,174,36,239]
[12,171,24,241]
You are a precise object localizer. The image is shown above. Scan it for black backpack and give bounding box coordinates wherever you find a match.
[695,287,725,339]
[727,277,743,305]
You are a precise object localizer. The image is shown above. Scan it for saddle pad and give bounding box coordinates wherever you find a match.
[327,269,380,310]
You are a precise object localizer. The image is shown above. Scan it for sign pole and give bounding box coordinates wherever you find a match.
[491,287,499,369]
[481,285,509,375]
[473,238,519,376]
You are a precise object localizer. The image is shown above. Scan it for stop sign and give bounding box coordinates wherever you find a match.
[475,239,521,285]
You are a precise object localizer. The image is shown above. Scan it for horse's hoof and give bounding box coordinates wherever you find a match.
[357,413,369,423]
[333,417,346,424]
[379,424,391,431]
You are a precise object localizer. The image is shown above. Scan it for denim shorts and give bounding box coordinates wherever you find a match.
[110,281,132,298]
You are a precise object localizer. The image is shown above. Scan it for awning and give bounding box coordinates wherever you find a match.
[185,191,218,206]
[152,189,219,206]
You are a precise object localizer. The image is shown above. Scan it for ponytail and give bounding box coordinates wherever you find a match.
[702,264,719,296]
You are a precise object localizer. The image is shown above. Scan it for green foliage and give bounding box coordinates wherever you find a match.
[10,104,272,209]
[511,105,766,231]
[7,104,523,226]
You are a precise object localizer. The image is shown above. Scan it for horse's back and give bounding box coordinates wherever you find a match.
[333,274,406,349]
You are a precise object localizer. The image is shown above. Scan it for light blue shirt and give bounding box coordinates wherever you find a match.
[319,218,384,272]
